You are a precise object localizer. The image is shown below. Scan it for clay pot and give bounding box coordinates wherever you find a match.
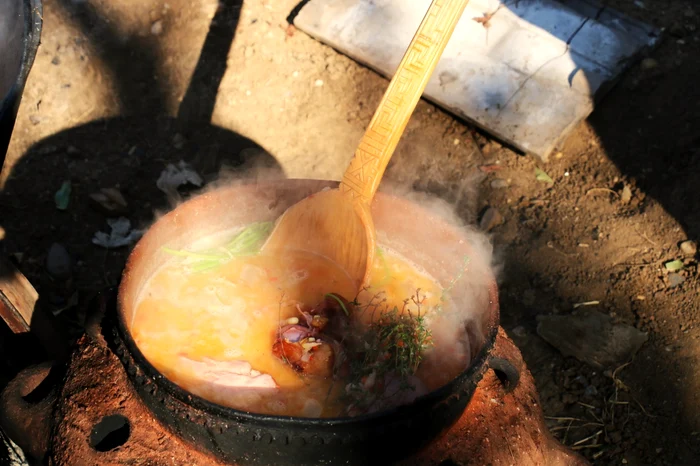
[114,179,507,465]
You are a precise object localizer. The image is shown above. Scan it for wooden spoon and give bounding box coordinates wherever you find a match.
[263,0,470,290]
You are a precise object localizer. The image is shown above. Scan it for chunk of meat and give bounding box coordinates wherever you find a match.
[309,293,353,340]
[272,338,335,378]
[178,356,278,389]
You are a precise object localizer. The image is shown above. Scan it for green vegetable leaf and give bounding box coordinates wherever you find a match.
[161,221,274,272]
[535,168,554,184]
[664,259,684,272]
[54,180,72,210]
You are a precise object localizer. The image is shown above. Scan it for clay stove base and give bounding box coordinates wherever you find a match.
[1,321,588,466]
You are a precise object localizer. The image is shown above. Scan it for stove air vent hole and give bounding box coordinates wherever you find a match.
[89,414,131,452]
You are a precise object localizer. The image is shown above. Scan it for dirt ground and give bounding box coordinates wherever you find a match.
[1,0,700,465]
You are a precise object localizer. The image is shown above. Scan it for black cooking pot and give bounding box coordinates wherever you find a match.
[111,180,517,465]
[0,0,42,166]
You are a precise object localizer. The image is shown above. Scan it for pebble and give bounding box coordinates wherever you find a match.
[46,243,72,280]
[481,141,502,155]
[640,58,658,70]
[314,79,324,87]
[151,20,163,35]
[537,310,648,369]
[479,207,503,231]
[668,273,685,289]
[620,185,633,204]
[89,188,129,216]
[669,23,686,38]
[680,240,697,256]
[490,178,509,189]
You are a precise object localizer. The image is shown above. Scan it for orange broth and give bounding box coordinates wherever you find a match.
[131,228,449,417]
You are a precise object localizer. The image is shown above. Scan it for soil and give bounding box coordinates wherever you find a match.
[1,0,699,465]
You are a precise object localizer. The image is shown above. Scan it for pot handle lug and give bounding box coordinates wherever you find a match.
[486,356,521,393]
[485,327,525,393]
[0,361,60,462]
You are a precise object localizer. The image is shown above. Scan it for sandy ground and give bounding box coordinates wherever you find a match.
[2,0,700,464]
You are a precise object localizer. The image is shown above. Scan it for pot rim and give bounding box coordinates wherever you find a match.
[116,179,500,425]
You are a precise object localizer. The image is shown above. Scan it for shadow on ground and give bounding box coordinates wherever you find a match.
[0,0,699,465]
[0,0,281,380]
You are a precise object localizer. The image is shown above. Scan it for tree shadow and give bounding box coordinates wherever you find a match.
[0,0,282,381]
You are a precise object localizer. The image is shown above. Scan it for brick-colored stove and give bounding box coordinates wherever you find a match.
[1,318,588,466]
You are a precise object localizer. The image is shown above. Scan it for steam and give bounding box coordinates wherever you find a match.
[149,146,287,226]
[373,181,497,387]
[143,147,498,386]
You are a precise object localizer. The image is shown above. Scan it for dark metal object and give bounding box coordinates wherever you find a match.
[0,0,42,166]
[109,290,501,466]
[0,291,588,466]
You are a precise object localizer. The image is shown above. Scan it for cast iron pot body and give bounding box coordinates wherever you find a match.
[0,0,42,165]
[114,179,501,465]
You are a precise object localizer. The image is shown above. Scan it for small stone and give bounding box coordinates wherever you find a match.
[640,58,658,70]
[481,141,502,155]
[584,385,598,398]
[314,79,324,87]
[29,115,41,125]
[453,138,460,145]
[537,310,648,369]
[89,188,129,216]
[669,23,685,38]
[680,240,697,256]
[151,19,163,35]
[51,56,60,65]
[490,178,509,189]
[479,207,503,231]
[46,243,72,280]
[620,185,632,204]
[668,273,685,289]
[172,133,185,149]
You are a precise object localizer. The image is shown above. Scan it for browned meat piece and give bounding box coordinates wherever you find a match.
[272,338,335,378]
[310,293,354,341]
[304,341,334,377]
